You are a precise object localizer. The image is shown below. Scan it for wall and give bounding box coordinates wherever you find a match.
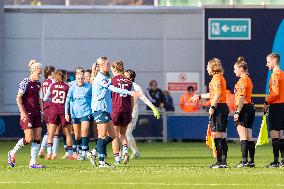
[3,6,204,112]
[0,2,4,112]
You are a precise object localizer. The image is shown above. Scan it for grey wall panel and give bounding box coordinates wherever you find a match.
[164,39,203,72]
[163,14,203,39]
[44,39,163,72]
[4,105,18,113]
[134,72,164,91]
[5,39,42,71]
[133,72,164,111]
[4,71,29,105]
[5,13,42,38]
[0,1,4,112]
[44,13,163,39]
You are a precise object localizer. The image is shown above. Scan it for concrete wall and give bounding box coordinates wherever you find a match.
[3,6,204,112]
[0,2,4,112]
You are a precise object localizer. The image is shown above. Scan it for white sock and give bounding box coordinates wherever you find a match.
[123,144,129,154]
[82,150,87,158]
[81,146,88,158]
[99,160,105,165]
[11,138,25,155]
[128,138,139,154]
[114,154,120,162]
[67,148,73,156]
[126,129,139,154]
[91,149,98,157]
[30,142,40,165]
[40,134,48,151]
[52,136,59,156]
[47,144,52,156]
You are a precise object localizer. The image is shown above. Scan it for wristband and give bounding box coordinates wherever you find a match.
[234,111,240,115]
[264,101,269,105]
[210,106,216,110]
[198,95,201,100]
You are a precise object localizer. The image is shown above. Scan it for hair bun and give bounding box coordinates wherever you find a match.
[237,57,245,62]
[28,59,42,72]
[28,59,37,68]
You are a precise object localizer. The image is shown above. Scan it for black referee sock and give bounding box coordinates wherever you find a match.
[279,139,284,161]
[221,138,228,164]
[221,138,228,158]
[272,138,280,163]
[241,140,248,162]
[248,141,255,162]
[214,138,222,163]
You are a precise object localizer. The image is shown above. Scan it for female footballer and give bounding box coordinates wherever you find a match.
[8,60,45,168]
[124,69,160,159]
[89,57,138,168]
[233,57,255,168]
[191,58,229,168]
[65,71,92,160]
[38,66,57,159]
[110,61,133,164]
[43,69,74,160]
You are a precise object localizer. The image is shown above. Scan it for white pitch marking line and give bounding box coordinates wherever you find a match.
[0,182,284,187]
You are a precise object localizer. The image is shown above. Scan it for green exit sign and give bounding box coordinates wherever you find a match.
[208,18,251,40]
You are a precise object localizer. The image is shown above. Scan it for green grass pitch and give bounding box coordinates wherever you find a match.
[0,141,283,189]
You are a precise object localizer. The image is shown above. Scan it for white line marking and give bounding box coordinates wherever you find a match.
[0,181,283,187]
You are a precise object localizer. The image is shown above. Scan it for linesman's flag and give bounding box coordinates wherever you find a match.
[206,124,217,158]
[256,114,269,147]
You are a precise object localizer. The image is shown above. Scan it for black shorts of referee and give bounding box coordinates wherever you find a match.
[235,103,255,129]
[268,103,284,131]
[211,103,229,132]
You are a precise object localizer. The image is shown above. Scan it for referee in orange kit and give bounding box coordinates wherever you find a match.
[191,58,229,168]
[264,53,284,168]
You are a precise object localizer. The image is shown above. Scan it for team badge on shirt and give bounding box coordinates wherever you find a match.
[103,79,108,85]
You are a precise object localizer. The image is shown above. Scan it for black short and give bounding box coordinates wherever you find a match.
[89,114,94,123]
[235,104,255,129]
[211,103,229,132]
[268,103,284,131]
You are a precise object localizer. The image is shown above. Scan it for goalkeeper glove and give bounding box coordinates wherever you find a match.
[151,107,160,119]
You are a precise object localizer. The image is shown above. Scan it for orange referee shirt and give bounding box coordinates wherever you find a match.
[226,89,236,112]
[267,69,284,104]
[234,74,253,105]
[209,73,227,104]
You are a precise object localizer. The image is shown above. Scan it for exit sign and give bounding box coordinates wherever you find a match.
[208,18,251,40]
